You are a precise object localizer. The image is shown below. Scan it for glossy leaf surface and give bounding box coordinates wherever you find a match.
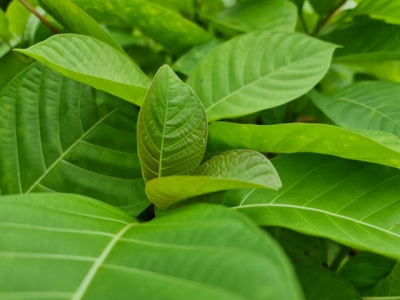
[207,122,400,169]
[231,153,400,260]
[38,0,123,51]
[16,34,150,105]
[70,0,211,53]
[146,150,281,209]
[214,0,297,33]
[0,193,304,300]
[137,65,207,182]
[0,62,148,215]
[310,82,400,134]
[187,31,336,121]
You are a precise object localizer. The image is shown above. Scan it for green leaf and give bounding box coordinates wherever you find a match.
[0,51,32,91]
[322,22,400,62]
[5,0,38,38]
[212,0,297,33]
[187,31,337,121]
[0,193,304,300]
[16,34,150,106]
[207,122,400,169]
[338,252,396,291]
[364,262,400,298]
[38,0,123,52]
[172,39,223,76]
[0,8,11,43]
[146,150,281,210]
[69,0,211,53]
[353,0,400,24]
[137,65,207,182]
[309,0,344,15]
[231,153,400,261]
[310,82,400,135]
[0,62,149,215]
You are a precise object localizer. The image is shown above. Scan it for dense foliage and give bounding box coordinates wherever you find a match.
[1,0,400,299]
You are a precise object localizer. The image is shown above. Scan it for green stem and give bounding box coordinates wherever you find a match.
[330,246,350,272]
[18,0,59,34]
[312,0,347,36]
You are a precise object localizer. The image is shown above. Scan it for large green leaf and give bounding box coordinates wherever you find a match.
[69,0,211,53]
[0,62,148,215]
[229,153,400,260]
[137,65,207,182]
[207,122,400,169]
[38,0,123,52]
[186,31,336,121]
[146,150,281,210]
[353,0,400,24]
[322,21,400,62]
[0,193,304,300]
[212,0,297,33]
[16,34,150,105]
[310,82,400,135]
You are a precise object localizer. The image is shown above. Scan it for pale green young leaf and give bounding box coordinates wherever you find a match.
[5,0,38,38]
[16,34,150,105]
[310,82,400,135]
[137,65,207,182]
[0,193,304,300]
[353,0,400,24]
[38,0,123,52]
[212,0,297,33]
[322,22,400,63]
[187,31,337,121]
[207,122,400,169]
[231,153,400,260]
[0,62,148,215]
[146,150,281,210]
[70,0,211,53]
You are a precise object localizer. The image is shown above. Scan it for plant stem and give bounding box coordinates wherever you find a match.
[330,246,350,272]
[18,0,59,34]
[312,0,347,36]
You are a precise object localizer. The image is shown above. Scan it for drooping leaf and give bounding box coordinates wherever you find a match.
[0,62,148,215]
[338,252,396,292]
[230,153,400,261]
[137,65,207,182]
[0,193,304,300]
[207,122,400,169]
[146,150,281,210]
[187,31,337,121]
[310,82,400,135]
[212,0,297,33]
[364,262,400,298]
[352,0,400,24]
[322,21,400,63]
[69,0,211,53]
[16,34,150,105]
[172,39,223,76]
[38,0,123,52]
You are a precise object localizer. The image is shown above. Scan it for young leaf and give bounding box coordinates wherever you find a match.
[231,153,400,261]
[0,193,304,300]
[0,62,148,215]
[212,0,297,33]
[187,31,337,121]
[38,0,123,52]
[16,34,150,105]
[137,65,207,182]
[146,150,281,210]
[322,22,400,63]
[207,122,400,169]
[310,82,400,135]
[69,0,211,53]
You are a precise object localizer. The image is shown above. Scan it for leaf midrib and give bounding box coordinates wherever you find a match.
[24,108,122,193]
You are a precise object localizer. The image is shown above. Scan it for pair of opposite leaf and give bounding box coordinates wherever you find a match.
[137,65,281,210]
